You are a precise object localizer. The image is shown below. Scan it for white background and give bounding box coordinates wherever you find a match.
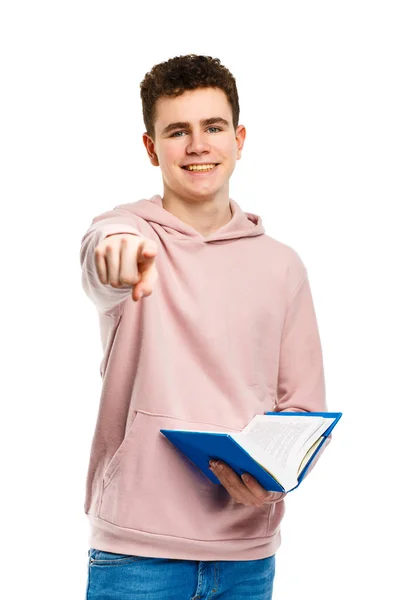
[1,1,399,598]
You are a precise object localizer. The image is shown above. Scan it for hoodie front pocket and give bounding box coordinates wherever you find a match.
[101,410,140,489]
[99,411,276,542]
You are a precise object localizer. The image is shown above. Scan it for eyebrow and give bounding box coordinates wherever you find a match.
[161,117,230,136]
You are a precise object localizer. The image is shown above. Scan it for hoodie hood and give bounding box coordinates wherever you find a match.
[118,194,265,243]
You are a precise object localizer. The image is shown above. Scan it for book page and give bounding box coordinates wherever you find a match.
[241,415,325,470]
[297,436,324,475]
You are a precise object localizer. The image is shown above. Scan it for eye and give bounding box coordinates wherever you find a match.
[170,127,222,138]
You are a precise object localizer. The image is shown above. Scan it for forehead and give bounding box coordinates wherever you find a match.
[154,87,232,130]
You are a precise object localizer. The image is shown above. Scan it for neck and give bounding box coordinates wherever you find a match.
[161,187,232,237]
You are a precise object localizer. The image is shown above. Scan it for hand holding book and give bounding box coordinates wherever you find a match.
[209,459,286,506]
[160,411,342,493]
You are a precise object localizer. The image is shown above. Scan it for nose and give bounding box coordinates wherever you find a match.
[186,130,210,154]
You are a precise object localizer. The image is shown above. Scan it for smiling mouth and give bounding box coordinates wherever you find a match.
[181,163,219,172]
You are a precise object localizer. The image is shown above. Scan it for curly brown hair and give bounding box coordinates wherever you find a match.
[140,54,240,140]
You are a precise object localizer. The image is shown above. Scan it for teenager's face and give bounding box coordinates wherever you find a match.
[143,87,246,202]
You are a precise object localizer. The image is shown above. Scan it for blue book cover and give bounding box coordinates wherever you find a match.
[160,411,342,492]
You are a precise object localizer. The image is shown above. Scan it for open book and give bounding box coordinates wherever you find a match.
[160,411,342,492]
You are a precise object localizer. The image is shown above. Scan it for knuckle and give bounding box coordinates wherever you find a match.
[120,275,138,286]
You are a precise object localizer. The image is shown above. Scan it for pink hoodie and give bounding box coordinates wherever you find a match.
[80,194,328,560]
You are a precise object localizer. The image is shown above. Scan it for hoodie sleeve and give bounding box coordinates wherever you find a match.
[275,259,327,414]
[274,255,331,481]
[80,207,144,315]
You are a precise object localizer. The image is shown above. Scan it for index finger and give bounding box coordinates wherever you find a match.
[135,240,158,298]
[240,473,285,503]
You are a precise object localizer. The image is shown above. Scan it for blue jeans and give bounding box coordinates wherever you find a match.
[86,548,275,599]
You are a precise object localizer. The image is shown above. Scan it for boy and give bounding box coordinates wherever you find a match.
[81,54,328,599]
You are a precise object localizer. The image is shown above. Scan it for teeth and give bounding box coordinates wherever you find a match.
[186,164,217,171]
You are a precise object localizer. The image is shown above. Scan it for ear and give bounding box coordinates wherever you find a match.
[142,133,159,166]
[235,125,246,160]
